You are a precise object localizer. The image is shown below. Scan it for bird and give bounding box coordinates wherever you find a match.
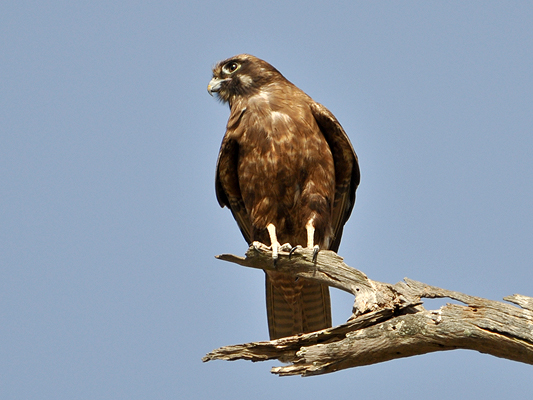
[208,54,360,339]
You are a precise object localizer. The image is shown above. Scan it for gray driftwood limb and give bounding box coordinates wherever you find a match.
[204,244,533,376]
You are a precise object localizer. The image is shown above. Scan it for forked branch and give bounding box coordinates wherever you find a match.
[203,244,533,376]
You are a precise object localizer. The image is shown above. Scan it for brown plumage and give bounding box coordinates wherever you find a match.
[208,54,360,339]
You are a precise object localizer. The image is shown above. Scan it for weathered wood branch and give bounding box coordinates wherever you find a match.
[204,244,533,376]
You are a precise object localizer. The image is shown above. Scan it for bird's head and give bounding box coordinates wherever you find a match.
[207,54,283,104]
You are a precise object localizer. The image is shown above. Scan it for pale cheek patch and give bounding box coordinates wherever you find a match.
[239,74,253,87]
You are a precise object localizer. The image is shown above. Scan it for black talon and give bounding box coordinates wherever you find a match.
[312,245,320,263]
[288,245,301,260]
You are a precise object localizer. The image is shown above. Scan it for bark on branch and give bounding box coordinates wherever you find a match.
[203,244,533,376]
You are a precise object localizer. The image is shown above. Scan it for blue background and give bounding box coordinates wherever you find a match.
[1,1,532,399]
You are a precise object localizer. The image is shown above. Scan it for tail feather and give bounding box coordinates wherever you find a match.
[265,271,331,340]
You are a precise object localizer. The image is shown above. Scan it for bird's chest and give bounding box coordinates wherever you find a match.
[237,113,309,184]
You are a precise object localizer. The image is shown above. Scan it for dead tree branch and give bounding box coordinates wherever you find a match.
[204,244,533,376]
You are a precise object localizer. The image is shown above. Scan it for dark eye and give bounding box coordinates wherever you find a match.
[222,62,240,74]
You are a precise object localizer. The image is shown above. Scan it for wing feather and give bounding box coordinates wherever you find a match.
[215,135,253,244]
[309,102,360,252]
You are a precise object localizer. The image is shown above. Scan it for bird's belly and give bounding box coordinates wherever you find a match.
[237,131,334,246]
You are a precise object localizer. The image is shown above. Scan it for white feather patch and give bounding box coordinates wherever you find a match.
[239,75,253,87]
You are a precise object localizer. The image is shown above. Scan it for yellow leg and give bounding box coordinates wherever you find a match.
[305,219,320,262]
[305,219,315,248]
[266,223,280,259]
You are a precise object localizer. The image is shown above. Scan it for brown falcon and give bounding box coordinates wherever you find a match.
[208,54,360,339]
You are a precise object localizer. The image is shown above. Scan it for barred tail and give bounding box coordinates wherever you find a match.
[265,271,331,340]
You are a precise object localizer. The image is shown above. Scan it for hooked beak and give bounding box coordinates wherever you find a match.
[207,77,230,96]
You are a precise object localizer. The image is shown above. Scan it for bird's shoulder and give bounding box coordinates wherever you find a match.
[235,82,313,127]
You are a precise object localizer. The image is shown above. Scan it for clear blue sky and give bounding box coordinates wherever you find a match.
[2,1,532,399]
